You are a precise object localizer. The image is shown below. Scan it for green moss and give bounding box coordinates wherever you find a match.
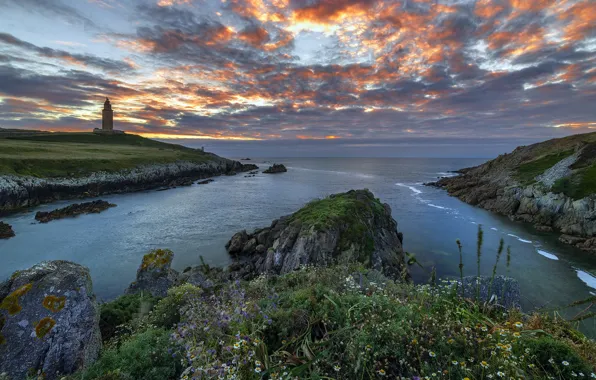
[551,163,596,200]
[515,149,574,184]
[140,249,174,271]
[42,295,66,313]
[35,317,56,338]
[0,283,32,315]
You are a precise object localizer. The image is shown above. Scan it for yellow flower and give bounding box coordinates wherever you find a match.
[411,339,418,345]
[514,322,523,329]
[377,369,386,376]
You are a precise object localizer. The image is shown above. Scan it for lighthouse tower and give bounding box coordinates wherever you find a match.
[102,98,114,131]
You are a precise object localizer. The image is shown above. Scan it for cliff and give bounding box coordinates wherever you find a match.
[0,133,256,213]
[428,131,596,252]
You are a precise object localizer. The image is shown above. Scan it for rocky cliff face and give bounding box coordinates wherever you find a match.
[428,132,596,252]
[0,160,254,213]
[226,189,410,282]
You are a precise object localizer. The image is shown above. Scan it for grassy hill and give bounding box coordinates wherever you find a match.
[0,133,217,178]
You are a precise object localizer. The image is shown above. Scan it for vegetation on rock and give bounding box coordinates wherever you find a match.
[35,200,116,223]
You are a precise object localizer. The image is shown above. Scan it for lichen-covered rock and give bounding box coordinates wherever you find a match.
[226,190,410,282]
[35,200,116,223]
[0,261,101,379]
[126,249,179,297]
[0,222,14,239]
[459,275,521,309]
[263,164,287,174]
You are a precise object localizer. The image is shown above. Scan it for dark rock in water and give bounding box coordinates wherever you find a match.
[534,224,553,232]
[0,261,101,379]
[263,164,287,174]
[241,164,258,171]
[197,179,214,185]
[242,158,251,161]
[459,275,520,309]
[35,200,116,223]
[126,249,179,297]
[0,222,14,239]
[226,171,237,176]
[226,189,410,282]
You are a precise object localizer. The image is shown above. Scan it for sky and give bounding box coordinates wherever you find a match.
[0,0,595,156]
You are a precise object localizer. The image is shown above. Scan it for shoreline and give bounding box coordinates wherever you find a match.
[0,160,257,215]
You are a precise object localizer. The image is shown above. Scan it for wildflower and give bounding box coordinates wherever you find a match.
[448,339,455,344]
[513,332,521,338]
[255,360,262,366]
[548,358,555,364]
[429,351,436,358]
[481,361,489,368]
[580,373,584,377]
[514,322,523,329]
[233,342,240,349]
[591,374,596,379]
[528,364,535,369]
[334,365,341,372]
[572,372,578,377]
[255,367,262,373]
[366,344,372,351]
[411,339,418,345]
[497,372,505,377]
[563,361,570,366]
[452,361,458,365]
[464,378,471,380]
[377,369,386,376]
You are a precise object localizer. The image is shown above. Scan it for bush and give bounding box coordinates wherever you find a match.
[78,328,182,380]
[149,284,203,329]
[524,336,592,377]
[99,293,158,342]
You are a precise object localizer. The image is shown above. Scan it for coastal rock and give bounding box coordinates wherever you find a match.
[0,222,14,239]
[0,261,101,379]
[263,164,287,174]
[0,159,256,213]
[35,200,116,223]
[459,275,521,309]
[167,177,194,187]
[428,134,596,252]
[226,189,410,282]
[126,249,179,297]
[197,179,214,185]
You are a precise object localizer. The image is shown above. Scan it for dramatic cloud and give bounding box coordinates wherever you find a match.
[0,0,595,142]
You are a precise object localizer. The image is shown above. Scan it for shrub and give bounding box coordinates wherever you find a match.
[99,293,157,342]
[77,328,182,380]
[149,284,203,329]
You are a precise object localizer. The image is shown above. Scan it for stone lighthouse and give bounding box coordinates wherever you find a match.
[94,97,124,134]
[102,98,114,131]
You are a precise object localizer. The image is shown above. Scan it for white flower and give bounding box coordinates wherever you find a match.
[497,372,505,377]
[563,361,570,366]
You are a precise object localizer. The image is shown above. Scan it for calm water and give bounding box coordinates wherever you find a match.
[2,158,596,332]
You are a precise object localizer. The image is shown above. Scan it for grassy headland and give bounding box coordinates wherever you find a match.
[0,133,214,178]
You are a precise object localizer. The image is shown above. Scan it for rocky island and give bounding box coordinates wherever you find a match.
[0,221,14,239]
[263,163,287,173]
[0,133,256,213]
[1,189,594,380]
[428,132,596,252]
[35,200,117,223]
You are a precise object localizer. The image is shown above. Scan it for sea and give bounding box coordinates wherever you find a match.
[2,157,596,333]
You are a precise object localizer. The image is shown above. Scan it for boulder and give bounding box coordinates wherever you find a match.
[226,190,410,282]
[35,200,116,223]
[226,230,248,254]
[126,249,179,297]
[0,261,101,379]
[197,179,214,185]
[263,164,287,174]
[0,222,14,239]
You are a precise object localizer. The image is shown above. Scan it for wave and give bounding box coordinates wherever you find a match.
[507,233,532,243]
[490,227,498,231]
[288,167,375,179]
[577,270,596,290]
[537,249,559,261]
[428,204,447,210]
[436,172,459,177]
[396,183,422,194]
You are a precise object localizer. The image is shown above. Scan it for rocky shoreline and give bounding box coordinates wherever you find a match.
[0,160,257,214]
[427,136,596,252]
[35,200,117,223]
[0,221,14,239]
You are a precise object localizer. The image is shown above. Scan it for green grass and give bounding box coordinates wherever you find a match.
[552,163,596,200]
[514,149,574,184]
[0,133,217,178]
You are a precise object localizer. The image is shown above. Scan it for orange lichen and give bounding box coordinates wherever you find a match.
[0,283,33,315]
[140,249,174,271]
[35,317,56,339]
[42,295,66,313]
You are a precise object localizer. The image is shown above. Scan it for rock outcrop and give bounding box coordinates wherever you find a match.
[0,261,101,379]
[0,222,14,239]
[263,164,287,174]
[126,249,179,297]
[225,189,410,282]
[428,132,596,252]
[0,160,256,213]
[35,200,116,223]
